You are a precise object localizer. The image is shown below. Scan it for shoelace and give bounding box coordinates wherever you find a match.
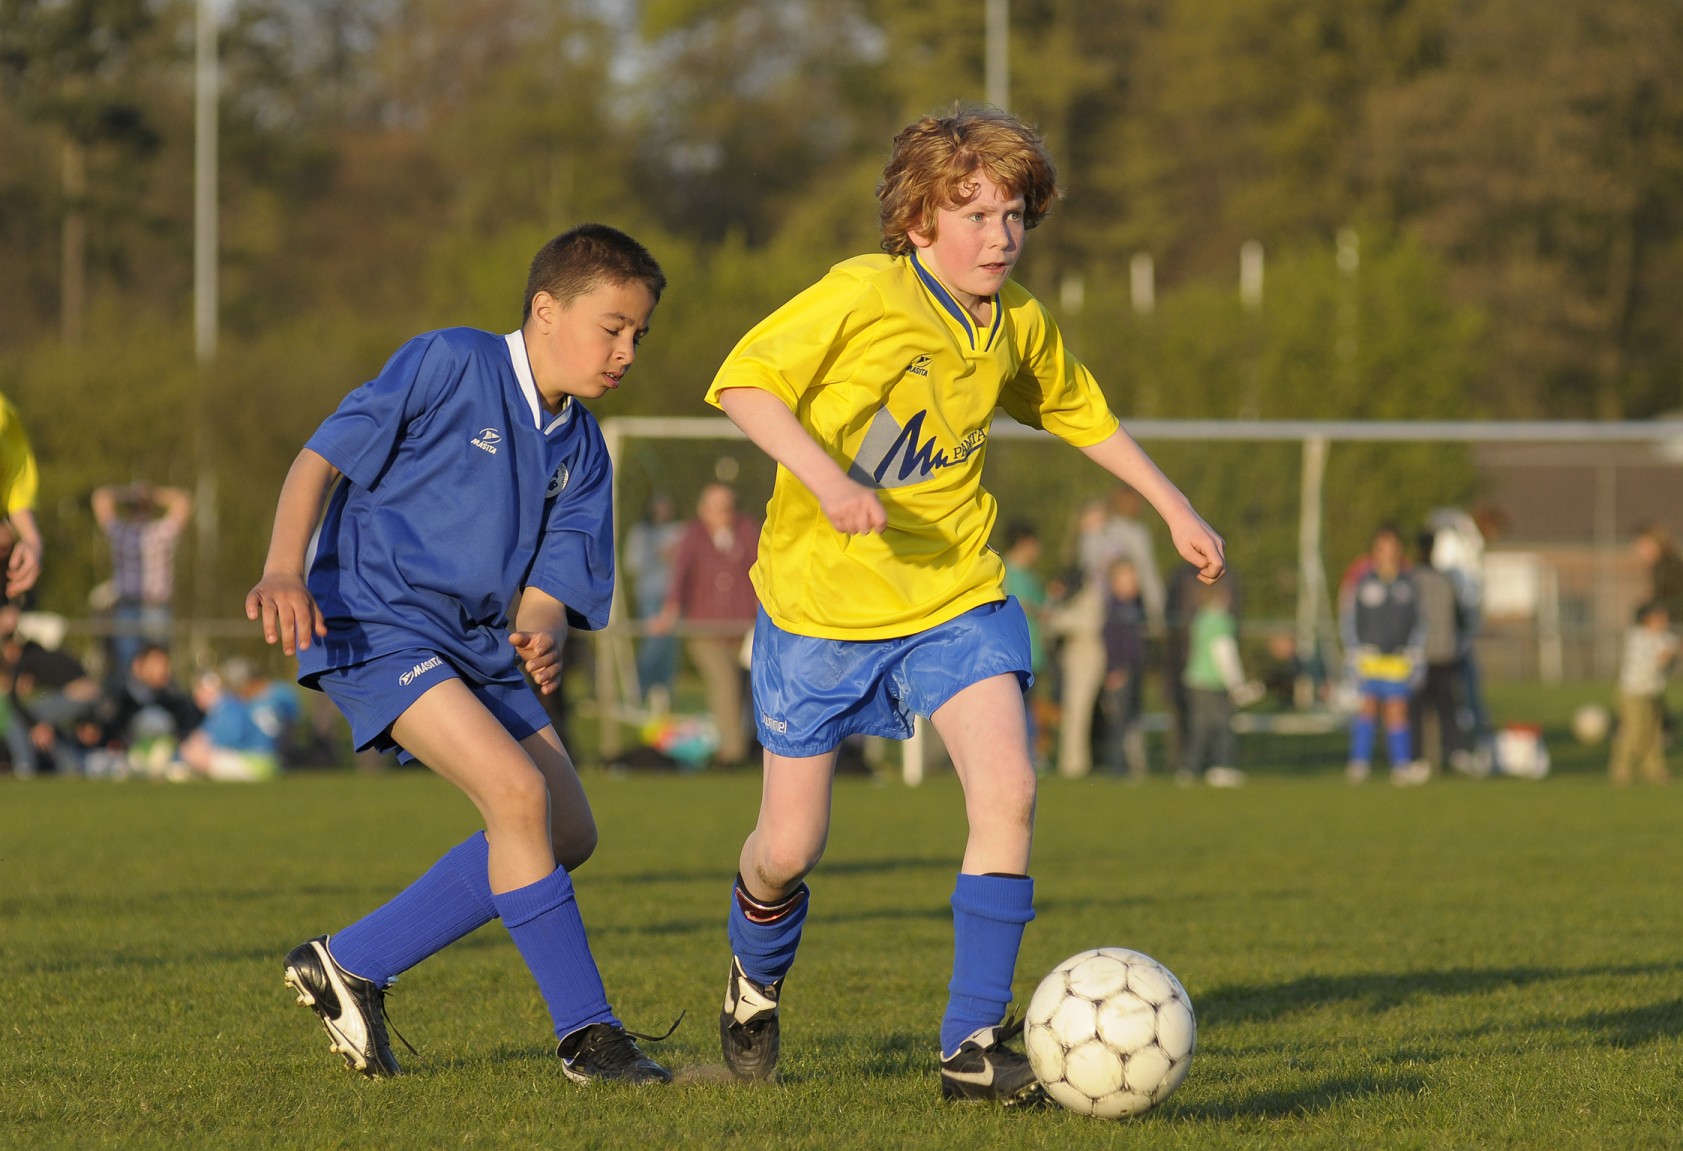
[369,979,418,1058]
[572,1013,685,1068]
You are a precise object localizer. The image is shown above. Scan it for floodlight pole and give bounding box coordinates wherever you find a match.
[193,0,221,638]
[194,0,217,366]
[986,0,1009,109]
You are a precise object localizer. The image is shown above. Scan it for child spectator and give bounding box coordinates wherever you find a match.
[705,105,1225,1103]
[1341,526,1429,786]
[181,658,299,782]
[1179,581,1256,788]
[0,600,101,775]
[1408,530,1466,770]
[1608,601,1677,786]
[1098,558,1149,780]
[89,642,203,777]
[246,224,673,1083]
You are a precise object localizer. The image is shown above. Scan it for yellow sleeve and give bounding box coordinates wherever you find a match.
[0,397,40,516]
[705,262,888,411]
[998,293,1120,449]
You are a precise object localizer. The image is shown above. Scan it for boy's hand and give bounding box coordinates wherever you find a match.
[1169,511,1226,585]
[246,572,326,655]
[6,538,40,597]
[510,630,562,694]
[816,476,887,536]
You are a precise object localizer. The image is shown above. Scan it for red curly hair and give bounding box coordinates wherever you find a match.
[877,105,1061,257]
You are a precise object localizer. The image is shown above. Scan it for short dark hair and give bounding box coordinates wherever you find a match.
[523,224,667,322]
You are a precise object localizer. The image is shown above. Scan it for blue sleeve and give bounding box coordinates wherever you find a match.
[528,434,616,631]
[305,334,456,489]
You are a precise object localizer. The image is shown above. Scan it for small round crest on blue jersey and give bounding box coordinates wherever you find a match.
[547,462,570,498]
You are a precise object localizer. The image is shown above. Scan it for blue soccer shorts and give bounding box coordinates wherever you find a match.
[307,648,549,761]
[750,599,1033,758]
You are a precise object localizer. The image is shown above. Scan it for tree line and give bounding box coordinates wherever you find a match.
[1,0,1679,622]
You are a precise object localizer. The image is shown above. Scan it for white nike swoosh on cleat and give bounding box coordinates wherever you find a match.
[942,1064,996,1087]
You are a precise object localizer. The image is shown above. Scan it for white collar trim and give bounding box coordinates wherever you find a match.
[505,331,573,433]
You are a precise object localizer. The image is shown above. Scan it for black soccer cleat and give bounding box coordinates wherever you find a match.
[939,1016,1046,1106]
[719,955,782,1082]
[557,1022,674,1085]
[283,936,406,1078]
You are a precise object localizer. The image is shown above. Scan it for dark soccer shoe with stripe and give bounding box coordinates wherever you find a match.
[720,955,782,1082]
[557,1022,674,1085]
[283,936,404,1078]
[939,1017,1046,1106]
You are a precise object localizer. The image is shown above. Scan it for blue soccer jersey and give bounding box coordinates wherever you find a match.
[297,328,615,687]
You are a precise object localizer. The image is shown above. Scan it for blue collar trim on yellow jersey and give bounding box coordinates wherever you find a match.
[910,251,1002,352]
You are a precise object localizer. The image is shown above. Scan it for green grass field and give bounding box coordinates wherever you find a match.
[5,694,1681,1150]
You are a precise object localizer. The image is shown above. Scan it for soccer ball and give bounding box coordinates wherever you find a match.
[1023,948,1196,1119]
[1571,703,1611,745]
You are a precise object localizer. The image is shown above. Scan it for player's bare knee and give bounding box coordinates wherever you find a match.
[752,843,820,895]
[551,812,598,870]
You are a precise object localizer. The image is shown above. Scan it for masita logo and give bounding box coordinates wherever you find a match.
[471,427,502,455]
[906,353,933,377]
[399,656,444,687]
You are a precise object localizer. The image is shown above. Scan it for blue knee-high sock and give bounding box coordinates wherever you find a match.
[1386,724,1413,767]
[494,867,618,1041]
[329,832,497,986]
[942,873,1035,1057]
[1350,715,1377,764]
[727,878,809,987]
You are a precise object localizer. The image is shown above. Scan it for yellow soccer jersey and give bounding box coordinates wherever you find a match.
[706,251,1120,640]
[0,394,39,517]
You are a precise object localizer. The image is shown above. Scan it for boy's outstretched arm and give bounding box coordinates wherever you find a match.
[510,586,568,695]
[1079,428,1226,584]
[716,387,887,535]
[246,448,338,654]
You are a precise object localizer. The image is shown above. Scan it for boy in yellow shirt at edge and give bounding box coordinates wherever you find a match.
[708,105,1226,1104]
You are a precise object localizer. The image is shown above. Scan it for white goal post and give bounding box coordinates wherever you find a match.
[597,416,1681,782]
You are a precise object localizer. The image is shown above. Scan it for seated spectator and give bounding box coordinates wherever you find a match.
[88,642,203,778]
[0,600,102,775]
[182,658,298,782]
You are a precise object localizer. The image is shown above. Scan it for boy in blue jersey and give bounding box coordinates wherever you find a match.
[246,224,674,1084]
[707,106,1226,1104]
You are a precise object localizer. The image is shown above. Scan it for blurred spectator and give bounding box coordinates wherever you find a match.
[1165,560,1244,763]
[0,600,101,775]
[1178,581,1258,788]
[92,482,193,676]
[1000,520,1052,771]
[1098,558,1149,780]
[181,658,298,782]
[651,483,760,766]
[1409,530,1467,771]
[1052,491,1162,779]
[1261,628,1303,710]
[1608,601,1677,786]
[1429,506,1491,751]
[87,643,203,778]
[1341,526,1429,786]
[623,491,684,711]
[1633,523,1683,625]
[0,392,43,598]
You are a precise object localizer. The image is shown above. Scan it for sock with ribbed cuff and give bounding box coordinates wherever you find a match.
[494,866,618,1040]
[941,872,1035,1057]
[329,831,497,986]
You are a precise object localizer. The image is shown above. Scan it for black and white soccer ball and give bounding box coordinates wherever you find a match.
[1023,947,1196,1119]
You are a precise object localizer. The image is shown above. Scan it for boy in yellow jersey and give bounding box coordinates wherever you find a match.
[708,105,1226,1104]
